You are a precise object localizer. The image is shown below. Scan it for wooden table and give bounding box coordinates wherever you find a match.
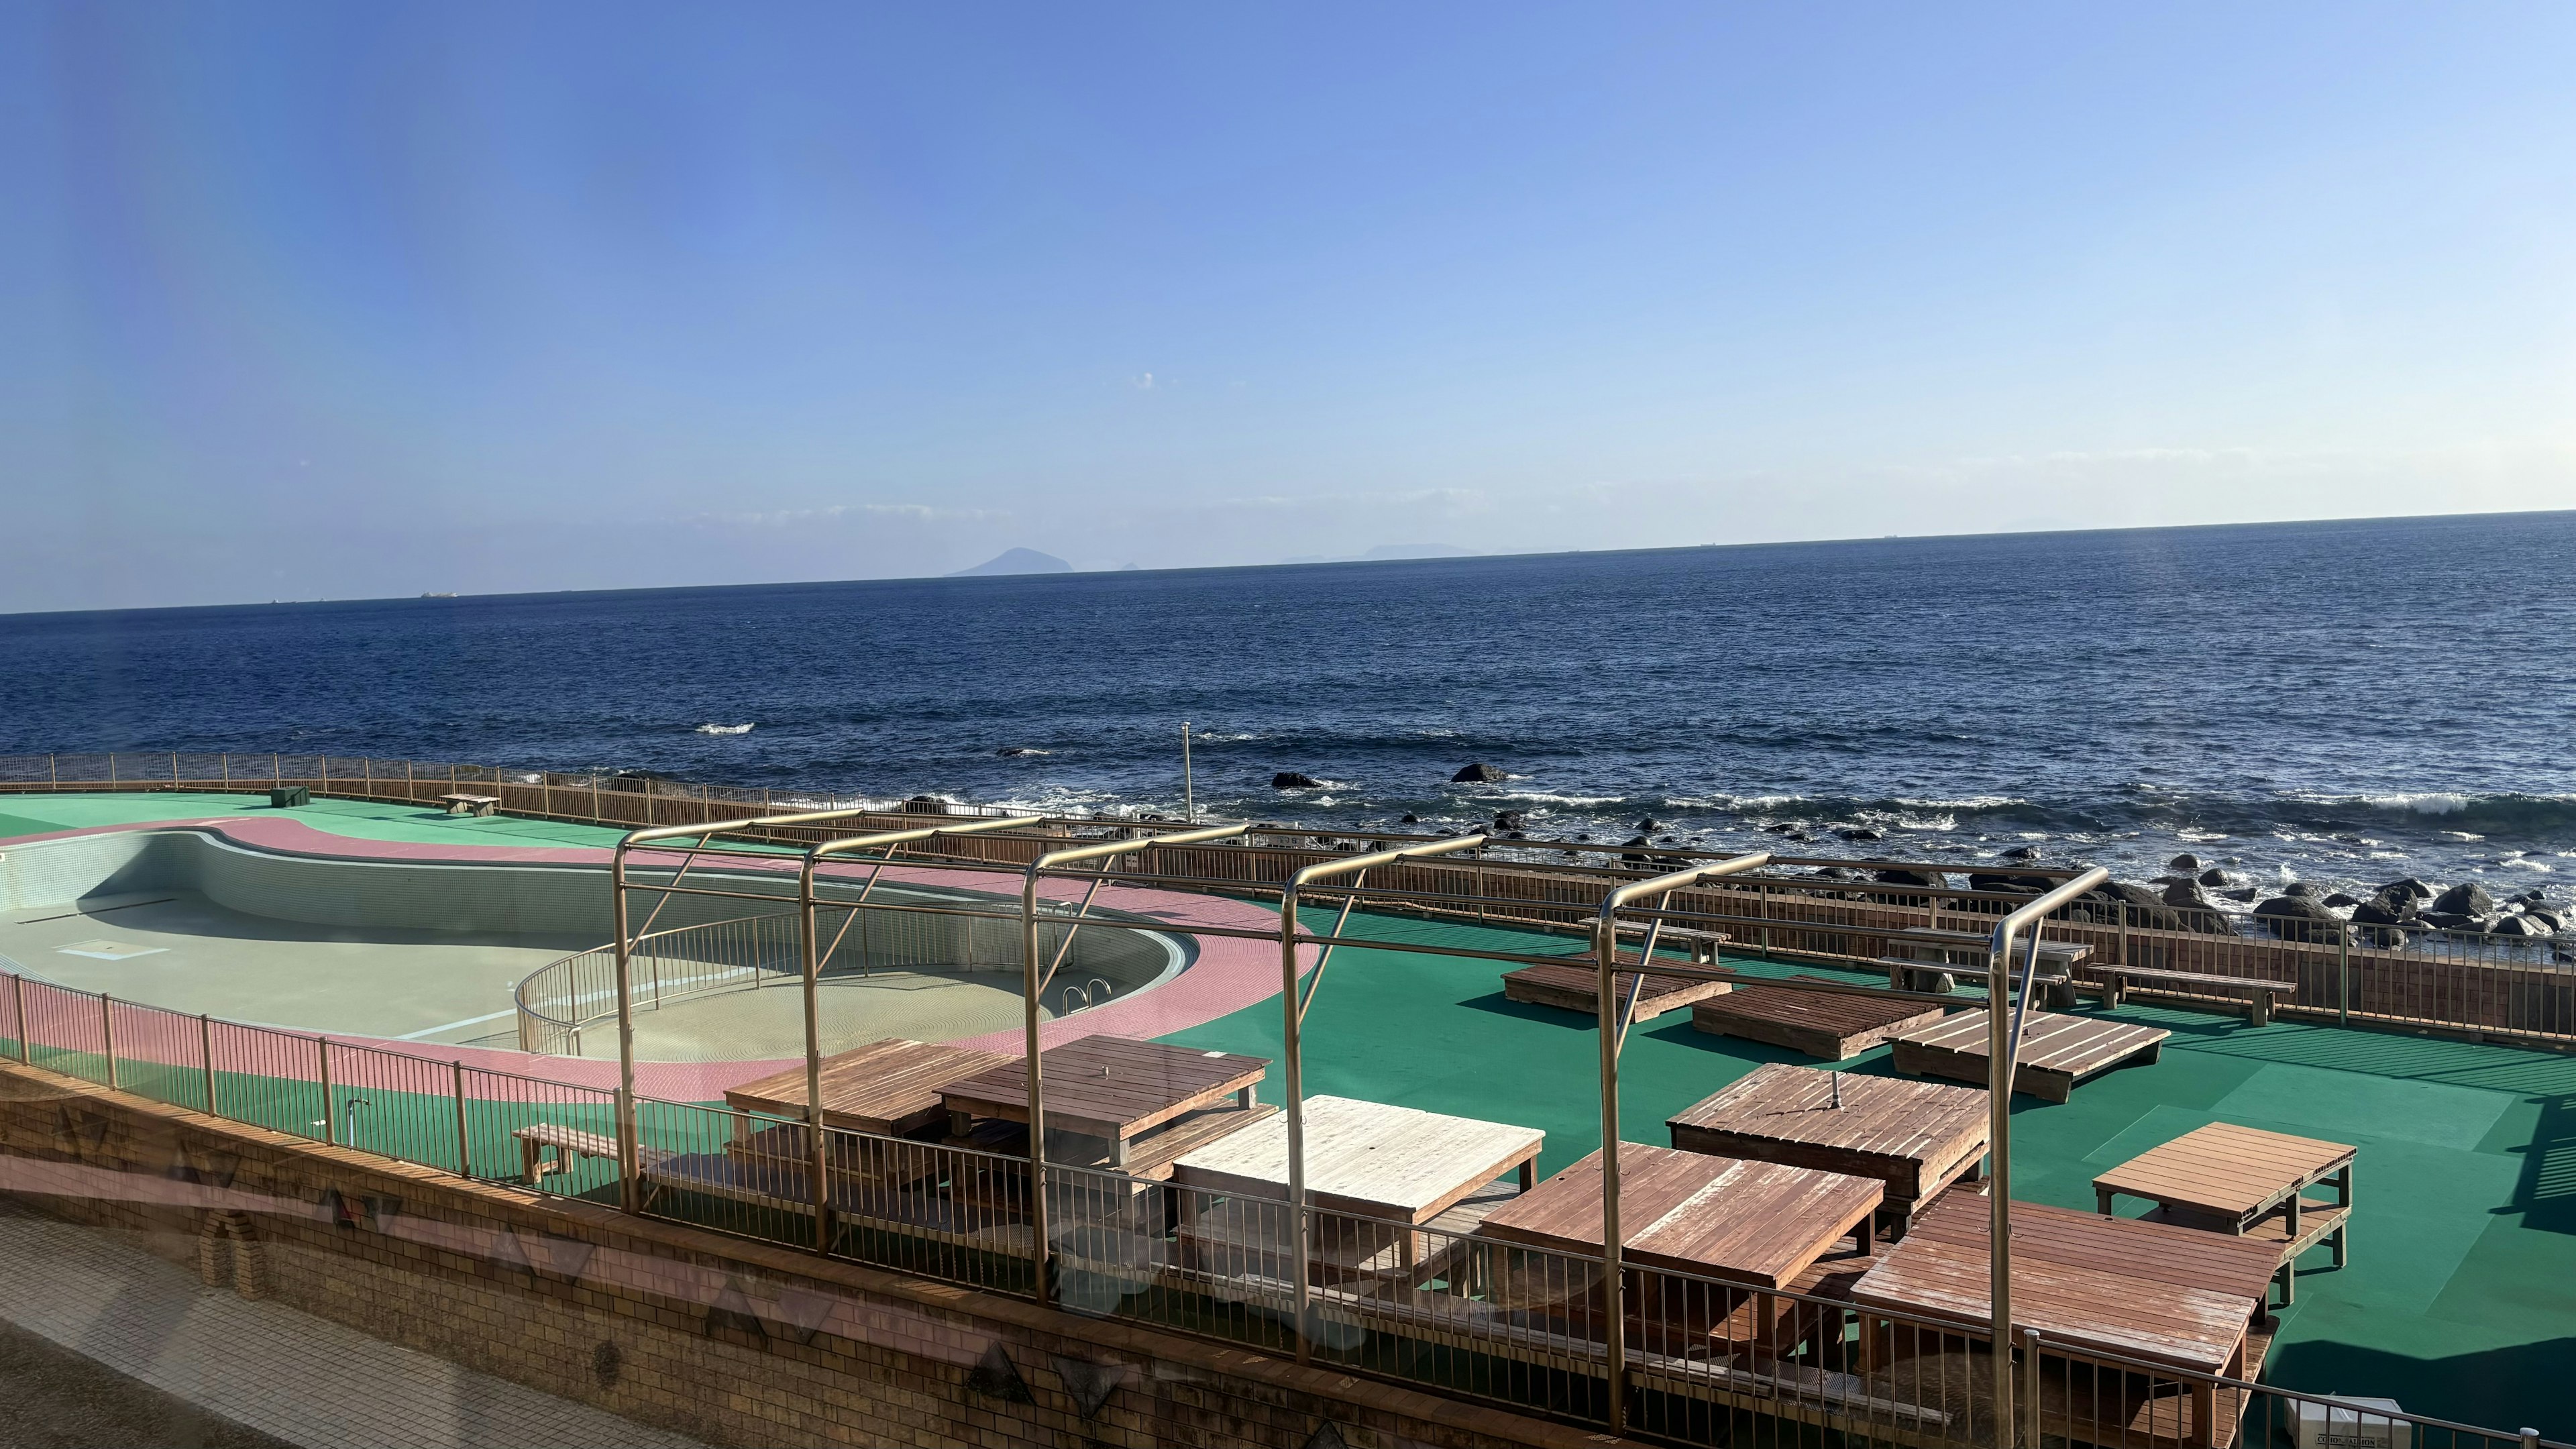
[938,1034,1271,1179]
[1890,1010,2169,1102]
[1171,1094,1543,1285]
[724,1038,1012,1138]
[2094,1122,2355,1305]
[1690,977,1950,1060]
[1502,960,1730,1022]
[1479,1142,1882,1360]
[438,792,498,816]
[1667,1064,1986,1238]
[1849,1193,2277,1448]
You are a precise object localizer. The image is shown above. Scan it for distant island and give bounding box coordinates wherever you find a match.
[949,548,1072,578]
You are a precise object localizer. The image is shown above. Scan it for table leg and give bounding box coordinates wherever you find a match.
[1518,1158,1537,1191]
[1856,1313,1878,1375]
[2278,1258,2296,1306]
[2094,1186,2114,1215]
[1237,1085,1253,1109]
[520,1138,541,1183]
[2190,1377,2217,1449]
[2334,1164,2352,1267]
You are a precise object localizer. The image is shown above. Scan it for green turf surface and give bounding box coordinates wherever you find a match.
[1152,904,2576,1435]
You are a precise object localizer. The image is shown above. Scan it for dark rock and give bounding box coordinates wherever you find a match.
[2198,868,2229,887]
[2431,883,2495,918]
[1505,830,1527,840]
[1968,872,2048,894]
[1837,827,1883,843]
[2322,892,2361,909]
[2079,881,2187,931]
[1875,869,1951,889]
[1623,835,1651,848]
[2163,881,2211,910]
[1636,817,1660,833]
[1450,763,1507,784]
[1788,832,1816,843]
[2253,894,2339,942]
[1658,836,1679,845]
[1398,812,1419,824]
[2283,882,2319,899]
[2221,886,2259,902]
[2377,877,2436,904]
[902,794,955,814]
[1493,810,1526,832]
[2488,914,2548,938]
[1271,772,1322,789]
[1763,822,1799,835]
[2418,910,2475,930]
[2351,896,2413,926]
[2525,908,2567,932]
[1999,845,2038,861]
[2516,890,2547,906]
[2167,853,2202,871]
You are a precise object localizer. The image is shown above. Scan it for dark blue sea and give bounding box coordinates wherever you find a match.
[6,511,2573,906]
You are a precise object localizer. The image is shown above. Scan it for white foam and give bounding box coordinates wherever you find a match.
[694,722,753,735]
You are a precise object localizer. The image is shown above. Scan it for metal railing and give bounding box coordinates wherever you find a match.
[515,914,804,1055]
[1,959,2567,1448]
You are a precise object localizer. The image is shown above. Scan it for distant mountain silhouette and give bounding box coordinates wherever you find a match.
[949,548,1073,577]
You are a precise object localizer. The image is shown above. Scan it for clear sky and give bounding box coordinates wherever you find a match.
[3,3,2572,610]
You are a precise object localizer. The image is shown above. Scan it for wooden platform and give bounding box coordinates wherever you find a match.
[940,1034,1269,1170]
[1481,1142,1882,1291]
[1888,1010,2169,1102]
[2095,1121,2355,1305]
[1171,1093,1542,1224]
[723,1038,1012,1138]
[1501,960,1730,1022]
[1689,977,1949,1059]
[1666,1064,1986,1236]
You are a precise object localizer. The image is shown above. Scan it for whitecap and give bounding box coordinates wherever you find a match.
[2441,830,2487,841]
[2505,859,2555,872]
[695,722,754,735]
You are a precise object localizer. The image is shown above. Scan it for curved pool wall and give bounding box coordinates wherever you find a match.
[0,826,1187,1001]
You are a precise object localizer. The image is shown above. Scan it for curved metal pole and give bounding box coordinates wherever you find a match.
[1281,835,1489,1360]
[1022,822,1248,1305]
[1593,851,1771,1429]
[1985,865,2108,1443]
[796,816,1040,1253]
[607,806,896,1214]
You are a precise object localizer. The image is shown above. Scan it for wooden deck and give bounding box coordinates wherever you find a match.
[1480,1142,1882,1291]
[1689,977,1950,1059]
[1171,1093,1542,1224]
[722,1038,1012,1138]
[2095,1122,2355,1305]
[1851,1194,2279,1448]
[1501,960,1730,1022]
[1666,1064,1986,1236]
[1888,1010,2169,1102]
[940,1034,1267,1144]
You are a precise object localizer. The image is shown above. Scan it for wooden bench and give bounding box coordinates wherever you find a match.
[1503,960,1730,1022]
[513,1122,668,1185]
[2078,966,2298,1027]
[1889,1010,2169,1103]
[439,792,500,817]
[1876,957,2080,1009]
[1690,979,1949,1060]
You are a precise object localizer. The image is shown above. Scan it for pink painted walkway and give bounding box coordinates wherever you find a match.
[3,818,1305,1100]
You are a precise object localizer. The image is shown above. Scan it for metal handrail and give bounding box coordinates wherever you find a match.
[1277,833,1489,1360]
[1589,850,1772,1426]
[1019,820,1249,1304]
[1981,864,2108,1440]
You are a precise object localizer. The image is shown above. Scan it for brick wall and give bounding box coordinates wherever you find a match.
[0,1061,1625,1449]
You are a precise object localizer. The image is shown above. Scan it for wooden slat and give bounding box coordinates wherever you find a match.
[1501,961,1729,1022]
[724,1038,1012,1137]
[1171,1094,1543,1224]
[1479,1142,1882,1291]
[2094,1122,2355,1222]
[1689,978,1950,1059]
[1889,1010,2168,1102]
[1667,1063,1987,1208]
[940,1035,1269,1143]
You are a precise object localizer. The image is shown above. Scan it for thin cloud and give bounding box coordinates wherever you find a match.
[695,502,1010,528]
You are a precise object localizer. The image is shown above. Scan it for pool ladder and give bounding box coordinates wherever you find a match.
[1057,977,1114,1016]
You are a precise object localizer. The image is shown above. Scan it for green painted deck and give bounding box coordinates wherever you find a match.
[1,794,2569,1432]
[1161,905,2576,1435]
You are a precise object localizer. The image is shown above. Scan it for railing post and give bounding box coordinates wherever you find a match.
[199,1014,217,1115]
[2338,922,2351,1029]
[48,755,57,790]
[453,1060,473,1177]
[100,995,117,1089]
[221,755,230,791]
[2116,901,2129,967]
[11,973,27,1063]
[317,1038,335,1144]
[2024,1328,2043,1449]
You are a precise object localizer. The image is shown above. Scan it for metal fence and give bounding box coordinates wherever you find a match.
[0,961,2561,1449]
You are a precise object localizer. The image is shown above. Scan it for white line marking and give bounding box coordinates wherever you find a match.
[393,1008,519,1040]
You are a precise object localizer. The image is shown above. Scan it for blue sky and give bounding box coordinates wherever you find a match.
[3,3,2572,610]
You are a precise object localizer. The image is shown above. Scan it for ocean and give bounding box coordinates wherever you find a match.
[6,511,2573,908]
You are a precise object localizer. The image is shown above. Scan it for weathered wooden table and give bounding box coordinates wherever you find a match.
[938,1034,1272,1179]
[1849,1193,2278,1448]
[1171,1093,1543,1285]
[1690,977,1950,1060]
[1478,1142,1882,1360]
[1667,1063,1986,1237]
[724,1037,1013,1138]
[2094,1122,2355,1305]
[1890,1009,2170,1102]
[1501,960,1730,1022]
